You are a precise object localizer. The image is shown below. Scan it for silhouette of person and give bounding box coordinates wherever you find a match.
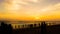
[18,25,20,29]
[34,24,36,27]
[7,24,12,34]
[1,21,7,34]
[29,24,33,28]
[41,21,47,34]
[1,21,13,34]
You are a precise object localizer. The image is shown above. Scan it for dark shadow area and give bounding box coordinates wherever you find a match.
[0,21,60,34]
[0,21,13,34]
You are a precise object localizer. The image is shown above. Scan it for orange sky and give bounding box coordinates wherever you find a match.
[0,0,60,21]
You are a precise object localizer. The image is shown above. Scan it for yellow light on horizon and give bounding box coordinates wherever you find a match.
[34,16,40,20]
[0,0,60,21]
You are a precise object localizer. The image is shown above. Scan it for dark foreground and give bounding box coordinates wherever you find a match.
[0,21,60,34]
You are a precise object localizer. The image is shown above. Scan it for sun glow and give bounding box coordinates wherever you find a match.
[34,17,39,20]
[0,0,60,21]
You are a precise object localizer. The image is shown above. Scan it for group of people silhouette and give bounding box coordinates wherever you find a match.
[0,21,12,34]
[0,21,47,34]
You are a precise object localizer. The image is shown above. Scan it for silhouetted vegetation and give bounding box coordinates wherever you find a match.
[0,21,60,34]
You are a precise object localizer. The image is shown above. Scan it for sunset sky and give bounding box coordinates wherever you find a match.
[0,0,60,21]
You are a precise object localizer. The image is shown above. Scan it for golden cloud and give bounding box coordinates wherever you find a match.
[41,3,60,11]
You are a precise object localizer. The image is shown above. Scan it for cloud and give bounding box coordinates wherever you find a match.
[41,3,60,12]
[2,0,40,14]
[26,0,39,3]
[0,0,60,21]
